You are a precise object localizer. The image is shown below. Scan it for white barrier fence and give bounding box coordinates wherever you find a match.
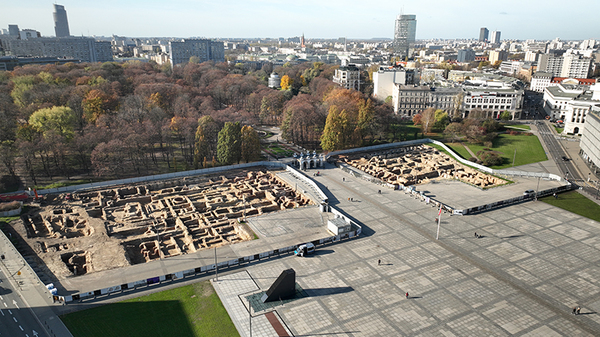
[61,212,361,303]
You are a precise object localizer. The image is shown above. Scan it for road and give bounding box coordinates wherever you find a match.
[0,268,46,337]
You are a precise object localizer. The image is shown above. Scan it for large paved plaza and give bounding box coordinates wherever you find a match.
[214,163,600,336]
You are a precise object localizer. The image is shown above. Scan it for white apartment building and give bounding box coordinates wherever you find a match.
[332,63,360,91]
[542,84,587,121]
[530,72,553,93]
[463,87,524,119]
[372,65,415,101]
[168,39,224,66]
[580,105,600,174]
[538,53,593,78]
[543,84,600,135]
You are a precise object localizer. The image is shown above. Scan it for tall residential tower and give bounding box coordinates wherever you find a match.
[479,28,489,42]
[393,14,417,59]
[53,4,70,37]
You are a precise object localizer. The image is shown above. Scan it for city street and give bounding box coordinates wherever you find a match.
[0,267,46,337]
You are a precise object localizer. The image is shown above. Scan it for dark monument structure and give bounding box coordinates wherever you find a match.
[261,268,296,303]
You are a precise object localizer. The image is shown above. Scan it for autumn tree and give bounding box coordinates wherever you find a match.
[281,94,325,147]
[217,122,242,164]
[240,125,261,163]
[82,89,116,123]
[419,108,437,134]
[320,106,348,152]
[280,75,293,90]
[194,115,219,168]
[28,106,76,140]
[500,110,512,121]
[433,110,449,132]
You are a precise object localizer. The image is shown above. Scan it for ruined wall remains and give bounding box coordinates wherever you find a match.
[338,145,506,188]
[18,169,311,278]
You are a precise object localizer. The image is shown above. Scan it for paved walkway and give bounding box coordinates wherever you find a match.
[212,271,293,337]
[218,164,600,336]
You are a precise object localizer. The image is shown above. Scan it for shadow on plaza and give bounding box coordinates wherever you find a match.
[304,286,354,297]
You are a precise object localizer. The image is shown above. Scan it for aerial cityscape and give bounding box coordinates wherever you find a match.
[1,2,600,337]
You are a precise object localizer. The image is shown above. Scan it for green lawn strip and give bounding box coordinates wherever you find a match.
[505,125,531,130]
[540,191,600,222]
[35,180,96,190]
[463,134,547,169]
[554,126,564,134]
[266,144,294,157]
[61,281,239,337]
[446,143,473,160]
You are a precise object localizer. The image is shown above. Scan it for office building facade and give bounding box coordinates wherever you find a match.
[538,53,593,78]
[490,31,501,44]
[393,14,417,58]
[457,49,475,63]
[168,39,225,66]
[479,28,489,42]
[53,4,70,37]
[3,37,112,63]
[333,64,361,91]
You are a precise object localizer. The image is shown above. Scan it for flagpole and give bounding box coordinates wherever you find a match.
[436,204,442,240]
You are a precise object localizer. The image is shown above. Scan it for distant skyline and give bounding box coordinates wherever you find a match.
[1,0,598,41]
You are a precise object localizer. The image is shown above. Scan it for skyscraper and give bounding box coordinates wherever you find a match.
[53,4,70,37]
[8,25,19,37]
[479,28,489,42]
[393,14,417,59]
[490,31,501,44]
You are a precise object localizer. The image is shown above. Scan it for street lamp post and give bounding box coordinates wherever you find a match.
[535,176,540,201]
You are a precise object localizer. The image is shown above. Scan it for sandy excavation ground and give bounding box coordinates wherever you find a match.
[11,169,312,280]
[338,145,507,188]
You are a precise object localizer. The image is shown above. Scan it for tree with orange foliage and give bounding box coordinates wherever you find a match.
[280,75,293,90]
[82,89,117,123]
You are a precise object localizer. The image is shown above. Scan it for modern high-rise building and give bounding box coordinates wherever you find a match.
[479,28,489,42]
[8,25,19,37]
[53,4,70,37]
[393,14,417,59]
[168,39,225,66]
[538,53,593,78]
[490,31,501,44]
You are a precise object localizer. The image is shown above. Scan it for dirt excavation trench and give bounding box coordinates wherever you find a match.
[13,169,312,279]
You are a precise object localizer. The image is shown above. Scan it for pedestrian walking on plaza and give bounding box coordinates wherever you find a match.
[405,292,409,299]
[378,259,381,266]
[577,307,581,315]
[474,232,478,238]
[573,307,577,314]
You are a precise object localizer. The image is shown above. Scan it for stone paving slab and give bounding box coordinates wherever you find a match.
[216,166,600,336]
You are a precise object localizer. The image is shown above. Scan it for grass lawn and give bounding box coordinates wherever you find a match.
[462,134,547,169]
[540,191,600,222]
[554,126,564,134]
[35,179,97,190]
[505,125,531,130]
[61,281,239,337]
[444,143,473,160]
[264,144,294,157]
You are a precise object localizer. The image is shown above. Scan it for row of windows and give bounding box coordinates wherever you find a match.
[466,98,512,104]
[467,105,511,110]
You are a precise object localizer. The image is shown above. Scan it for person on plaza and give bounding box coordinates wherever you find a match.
[405,292,409,299]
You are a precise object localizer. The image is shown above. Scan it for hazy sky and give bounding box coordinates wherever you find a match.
[2,0,598,40]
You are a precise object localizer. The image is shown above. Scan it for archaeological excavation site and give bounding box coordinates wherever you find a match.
[13,169,312,279]
[337,145,507,188]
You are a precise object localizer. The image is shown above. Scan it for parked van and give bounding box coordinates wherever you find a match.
[294,243,315,257]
